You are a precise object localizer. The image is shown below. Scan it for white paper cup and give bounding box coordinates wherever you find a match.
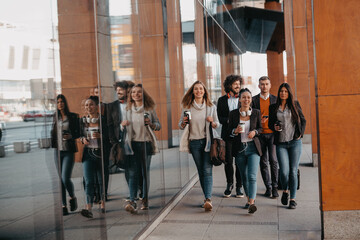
[238,123,245,133]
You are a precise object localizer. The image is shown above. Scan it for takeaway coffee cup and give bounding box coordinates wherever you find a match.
[184,111,191,123]
[238,122,245,133]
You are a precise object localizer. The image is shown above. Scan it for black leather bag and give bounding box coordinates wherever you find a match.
[209,125,226,166]
[109,142,126,169]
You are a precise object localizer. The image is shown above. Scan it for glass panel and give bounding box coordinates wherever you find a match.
[0,0,277,238]
[0,0,63,239]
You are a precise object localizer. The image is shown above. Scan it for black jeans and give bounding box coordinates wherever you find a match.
[259,133,278,189]
[224,140,242,188]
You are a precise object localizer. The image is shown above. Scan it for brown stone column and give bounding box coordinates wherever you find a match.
[313,0,360,238]
[166,0,185,131]
[284,0,317,164]
[58,1,98,114]
[305,0,318,161]
[217,3,235,94]
[58,0,113,162]
[265,1,284,96]
[132,0,168,144]
[285,0,311,135]
[194,0,206,83]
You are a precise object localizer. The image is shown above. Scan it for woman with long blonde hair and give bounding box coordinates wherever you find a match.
[179,81,220,211]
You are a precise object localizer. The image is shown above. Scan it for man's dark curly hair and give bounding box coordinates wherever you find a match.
[113,80,135,90]
[223,75,244,93]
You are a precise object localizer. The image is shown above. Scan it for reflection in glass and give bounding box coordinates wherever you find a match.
[107,80,134,195]
[79,96,106,218]
[124,84,161,213]
[51,94,79,216]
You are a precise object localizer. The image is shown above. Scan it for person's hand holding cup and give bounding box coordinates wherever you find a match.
[181,111,191,128]
[91,130,100,139]
[62,130,71,140]
[235,122,245,134]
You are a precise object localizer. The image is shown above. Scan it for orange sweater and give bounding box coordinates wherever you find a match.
[260,97,273,134]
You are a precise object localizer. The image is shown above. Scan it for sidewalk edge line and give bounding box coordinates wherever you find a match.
[135,174,199,240]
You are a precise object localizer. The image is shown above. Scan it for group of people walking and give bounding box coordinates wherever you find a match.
[51,82,160,218]
[51,75,305,218]
[180,75,306,214]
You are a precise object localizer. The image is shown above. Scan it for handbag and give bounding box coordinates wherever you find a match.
[109,141,126,169]
[209,124,226,166]
[278,169,300,190]
[179,124,190,152]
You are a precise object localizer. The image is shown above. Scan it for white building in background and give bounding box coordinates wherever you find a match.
[0,20,60,114]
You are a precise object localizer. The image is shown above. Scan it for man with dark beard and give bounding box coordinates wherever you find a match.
[107,81,134,145]
[107,81,135,195]
[217,75,244,198]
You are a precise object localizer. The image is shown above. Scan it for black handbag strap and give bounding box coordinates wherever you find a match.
[209,122,214,143]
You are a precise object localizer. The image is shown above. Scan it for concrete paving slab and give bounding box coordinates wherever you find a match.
[0,142,320,239]
[146,222,209,240]
[212,198,279,223]
[146,144,321,240]
[279,230,321,240]
[204,224,278,240]
[278,200,321,231]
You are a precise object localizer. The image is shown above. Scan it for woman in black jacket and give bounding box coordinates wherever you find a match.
[268,83,306,209]
[228,88,262,214]
[51,94,79,216]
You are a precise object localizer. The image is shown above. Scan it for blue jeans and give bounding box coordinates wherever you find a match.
[127,141,152,202]
[55,151,75,206]
[189,138,213,199]
[234,141,260,200]
[82,148,104,205]
[276,139,302,199]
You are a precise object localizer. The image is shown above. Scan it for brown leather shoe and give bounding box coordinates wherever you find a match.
[141,199,149,210]
[125,201,137,214]
[203,199,213,211]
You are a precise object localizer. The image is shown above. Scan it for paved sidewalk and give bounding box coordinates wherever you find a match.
[146,144,322,240]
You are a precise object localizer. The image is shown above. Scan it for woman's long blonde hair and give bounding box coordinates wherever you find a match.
[181,81,213,109]
[127,84,155,110]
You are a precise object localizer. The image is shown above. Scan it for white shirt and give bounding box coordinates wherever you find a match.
[119,102,127,131]
[260,93,269,101]
[227,95,239,111]
[240,120,252,143]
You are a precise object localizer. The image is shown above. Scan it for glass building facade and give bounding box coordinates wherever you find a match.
[0,0,284,239]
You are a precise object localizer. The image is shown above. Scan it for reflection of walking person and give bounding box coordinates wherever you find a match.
[80,96,108,218]
[51,94,79,216]
[123,84,161,214]
[107,81,134,197]
[228,89,262,214]
[269,83,306,210]
[179,81,220,212]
